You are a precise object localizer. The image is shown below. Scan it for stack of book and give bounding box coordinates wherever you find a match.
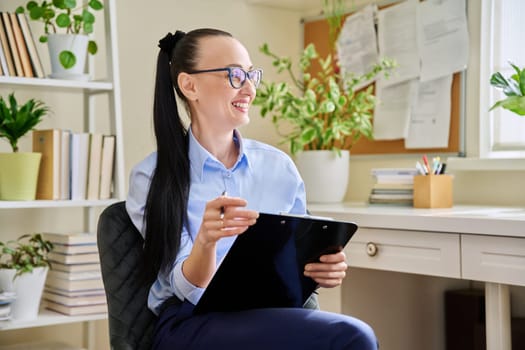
[369,168,419,205]
[42,233,107,316]
[0,12,45,78]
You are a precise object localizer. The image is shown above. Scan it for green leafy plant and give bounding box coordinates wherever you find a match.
[16,0,104,69]
[253,1,395,156]
[0,234,53,278]
[489,62,525,116]
[254,44,394,156]
[0,93,49,152]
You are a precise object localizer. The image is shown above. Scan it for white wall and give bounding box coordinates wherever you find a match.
[0,1,523,349]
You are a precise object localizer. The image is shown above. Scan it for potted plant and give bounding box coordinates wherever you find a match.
[0,92,49,200]
[16,0,104,79]
[489,62,525,116]
[253,2,394,202]
[0,233,53,320]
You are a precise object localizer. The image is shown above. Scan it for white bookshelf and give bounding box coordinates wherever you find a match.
[0,0,123,348]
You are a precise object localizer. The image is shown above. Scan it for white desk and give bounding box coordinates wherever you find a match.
[309,203,525,350]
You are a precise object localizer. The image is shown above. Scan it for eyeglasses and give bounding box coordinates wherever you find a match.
[188,67,263,89]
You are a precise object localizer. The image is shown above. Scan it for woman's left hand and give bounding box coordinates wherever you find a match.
[304,251,348,288]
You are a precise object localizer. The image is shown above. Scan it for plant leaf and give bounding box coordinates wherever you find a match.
[59,50,76,69]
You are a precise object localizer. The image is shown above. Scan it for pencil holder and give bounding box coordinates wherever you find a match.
[413,175,453,208]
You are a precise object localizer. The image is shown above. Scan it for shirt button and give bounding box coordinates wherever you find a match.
[225,171,232,178]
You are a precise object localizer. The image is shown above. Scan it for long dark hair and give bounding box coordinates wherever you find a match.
[142,28,233,284]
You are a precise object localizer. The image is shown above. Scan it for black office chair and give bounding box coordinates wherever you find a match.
[97,201,157,350]
[98,201,321,349]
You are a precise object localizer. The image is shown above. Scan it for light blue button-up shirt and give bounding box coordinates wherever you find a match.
[126,127,306,315]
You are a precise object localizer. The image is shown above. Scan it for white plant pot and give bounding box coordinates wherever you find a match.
[47,34,89,80]
[0,266,48,320]
[295,150,350,203]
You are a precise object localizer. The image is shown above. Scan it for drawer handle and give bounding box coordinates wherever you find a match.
[366,242,378,257]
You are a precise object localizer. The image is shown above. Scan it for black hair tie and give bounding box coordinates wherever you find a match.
[158,30,186,54]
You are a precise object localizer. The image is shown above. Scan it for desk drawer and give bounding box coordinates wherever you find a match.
[346,228,461,278]
[462,235,525,286]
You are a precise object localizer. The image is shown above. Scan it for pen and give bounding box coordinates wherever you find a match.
[422,155,430,174]
[439,163,446,175]
[219,190,227,219]
[416,161,427,175]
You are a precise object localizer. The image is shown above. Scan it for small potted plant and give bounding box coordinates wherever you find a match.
[253,1,394,202]
[0,233,53,320]
[16,0,104,79]
[0,92,49,200]
[489,62,525,116]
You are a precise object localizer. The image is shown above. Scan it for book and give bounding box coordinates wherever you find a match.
[47,270,101,281]
[51,243,98,255]
[0,14,15,76]
[48,262,101,274]
[43,290,106,307]
[0,12,23,77]
[33,129,62,200]
[42,232,96,245]
[371,168,419,183]
[45,275,104,291]
[9,12,33,77]
[193,212,358,314]
[0,43,6,75]
[45,300,107,316]
[70,132,90,200]
[99,135,116,199]
[372,183,413,190]
[60,129,71,200]
[16,13,45,78]
[86,133,103,200]
[48,251,100,265]
[45,286,104,298]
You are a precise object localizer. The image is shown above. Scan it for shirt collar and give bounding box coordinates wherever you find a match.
[188,126,251,182]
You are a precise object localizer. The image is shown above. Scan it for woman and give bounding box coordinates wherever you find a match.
[126,28,378,350]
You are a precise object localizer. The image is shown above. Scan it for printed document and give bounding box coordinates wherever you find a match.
[373,79,418,140]
[336,4,378,89]
[377,0,420,87]
[417,0,469,81]
[404,75,453,148]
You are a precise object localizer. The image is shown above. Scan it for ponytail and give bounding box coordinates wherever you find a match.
[142,32,190,284]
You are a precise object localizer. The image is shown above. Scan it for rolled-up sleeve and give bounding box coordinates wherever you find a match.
[170,230,205,304]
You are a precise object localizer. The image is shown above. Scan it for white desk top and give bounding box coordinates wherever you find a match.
[308,202,525,238]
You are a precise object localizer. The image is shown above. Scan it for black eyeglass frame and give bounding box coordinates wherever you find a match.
[187,67,263,89]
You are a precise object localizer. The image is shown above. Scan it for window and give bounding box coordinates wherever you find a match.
[479,0,525,158]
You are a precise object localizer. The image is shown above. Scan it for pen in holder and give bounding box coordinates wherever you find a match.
[413,174,453,208]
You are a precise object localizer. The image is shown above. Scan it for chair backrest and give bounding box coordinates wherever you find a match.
[97,201,157,350]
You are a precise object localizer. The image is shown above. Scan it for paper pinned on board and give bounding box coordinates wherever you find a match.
[336,4,379,90]
[373,79,418,140]
[376,0,420,87]
[417,0,469,82]
[404,75,453,149]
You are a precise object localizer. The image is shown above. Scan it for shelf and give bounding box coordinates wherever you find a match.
[0,309,106,331]
[0,199,118,209]
[245,0,322,11]
[0,76,113,91]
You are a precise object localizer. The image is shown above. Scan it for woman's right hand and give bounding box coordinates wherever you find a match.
[197,194,259,246]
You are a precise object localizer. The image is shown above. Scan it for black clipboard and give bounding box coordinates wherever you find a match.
[193,212,358,314]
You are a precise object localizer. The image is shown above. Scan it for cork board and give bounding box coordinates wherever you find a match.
[303,12,463,155]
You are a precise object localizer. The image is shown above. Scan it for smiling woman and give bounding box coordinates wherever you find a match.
[123,27,379,349]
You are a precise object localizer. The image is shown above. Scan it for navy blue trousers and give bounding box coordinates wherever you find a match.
[153,300,378,350]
